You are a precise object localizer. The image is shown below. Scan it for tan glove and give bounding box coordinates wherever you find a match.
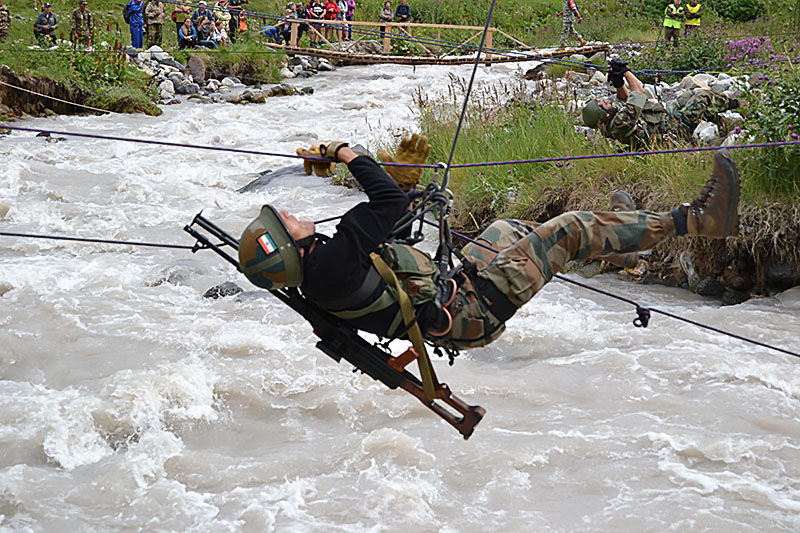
[377,133,432,191]
[320,141,349,162]
[296,143,336,177]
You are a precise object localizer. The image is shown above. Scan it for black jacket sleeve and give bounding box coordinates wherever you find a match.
[300,155,409,303]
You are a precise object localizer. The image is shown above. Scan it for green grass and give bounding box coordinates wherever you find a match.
[415,86,795,227]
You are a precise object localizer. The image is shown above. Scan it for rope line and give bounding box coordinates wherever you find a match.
[0,231,196,250]
[425,221,800,359]
[2,229,796,358]
[3,124,799,170]
[0,80,112,115]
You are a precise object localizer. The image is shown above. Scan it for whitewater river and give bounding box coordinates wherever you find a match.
[2,59,800,532]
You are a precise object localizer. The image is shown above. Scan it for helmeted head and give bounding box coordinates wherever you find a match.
[581,99,607,128]
[238,205,304,290]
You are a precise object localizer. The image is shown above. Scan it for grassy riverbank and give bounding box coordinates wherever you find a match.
[414,76,800,292]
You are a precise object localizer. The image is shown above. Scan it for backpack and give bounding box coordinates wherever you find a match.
[123,3,132,23]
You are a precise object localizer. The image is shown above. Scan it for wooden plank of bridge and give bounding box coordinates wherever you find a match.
[264,41,611,67]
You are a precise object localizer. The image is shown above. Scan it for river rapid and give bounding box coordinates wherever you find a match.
[1,59,800,532]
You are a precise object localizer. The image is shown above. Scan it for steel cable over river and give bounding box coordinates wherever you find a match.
[1,59,799,530]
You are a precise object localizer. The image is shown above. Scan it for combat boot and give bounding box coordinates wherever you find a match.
[609,190,635,212]
[683,149,740,238]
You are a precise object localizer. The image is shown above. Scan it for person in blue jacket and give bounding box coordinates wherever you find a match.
[126,0,144,48]
[394,0,410,23]
[177,17,197,48]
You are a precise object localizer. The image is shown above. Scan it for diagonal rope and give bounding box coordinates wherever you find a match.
[0,231,196,250]
[0,80,112,114]
[442,0,499,176]
[3,124,799,170]
[424,220,800,359]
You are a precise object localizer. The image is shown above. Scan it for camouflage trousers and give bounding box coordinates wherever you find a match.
[147,23,163,48]
[664,26,680,47]
[665,89,733,139]
[443,210,675,349]
[559,18,582,46]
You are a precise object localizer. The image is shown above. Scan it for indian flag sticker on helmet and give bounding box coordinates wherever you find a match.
[258,232,278,255]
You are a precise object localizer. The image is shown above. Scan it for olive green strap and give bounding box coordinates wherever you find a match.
[371,252,439,401]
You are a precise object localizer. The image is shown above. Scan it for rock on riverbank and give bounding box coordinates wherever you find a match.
[126,46,332,105]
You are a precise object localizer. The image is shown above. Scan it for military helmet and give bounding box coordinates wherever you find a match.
[581,99,608,129]
[238,205,303,290]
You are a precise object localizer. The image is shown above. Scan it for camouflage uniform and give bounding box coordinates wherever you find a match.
[598,90,734,147]
[71,8,94,46]
[444,209,676,349]
[559,0,583,47]
[0,3,9,43]
[145,0,167,47]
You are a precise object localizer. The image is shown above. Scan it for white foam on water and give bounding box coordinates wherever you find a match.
[2,60,800,531]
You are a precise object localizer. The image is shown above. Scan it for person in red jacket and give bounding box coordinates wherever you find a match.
[323,0,337,41]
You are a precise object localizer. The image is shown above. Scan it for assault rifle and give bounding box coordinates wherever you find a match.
[184,213,485,439]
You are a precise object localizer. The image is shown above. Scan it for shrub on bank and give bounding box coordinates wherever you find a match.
[741,66,800,198]
[627,26,728,82]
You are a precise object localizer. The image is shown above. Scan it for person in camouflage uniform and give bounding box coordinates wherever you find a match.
[0,0,10,43]
[144,0,167,47]
[582,60,737,147]
[559,0,586,48]
[237,136,741,352]
[71,0,93,47]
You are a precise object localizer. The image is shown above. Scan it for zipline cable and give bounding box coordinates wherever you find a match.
[3,124,798,170]
[0,231,196,250]
[0,80,112,115]
[419,220,800,359]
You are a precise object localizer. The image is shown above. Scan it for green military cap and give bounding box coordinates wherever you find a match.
[581,99,608,129]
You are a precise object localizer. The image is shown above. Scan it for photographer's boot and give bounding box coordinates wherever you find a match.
[679,149,740,238]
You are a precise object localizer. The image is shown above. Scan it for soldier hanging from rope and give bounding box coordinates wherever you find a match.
[581,60,739,148]
[236,134,741,356]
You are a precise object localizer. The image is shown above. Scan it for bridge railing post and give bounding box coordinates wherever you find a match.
[289,21,298,48]
[383,22,391,54]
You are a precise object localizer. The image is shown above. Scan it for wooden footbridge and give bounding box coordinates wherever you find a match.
[261,18,610,66]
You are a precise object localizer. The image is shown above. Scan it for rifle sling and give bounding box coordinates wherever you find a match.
[370,252,439,401]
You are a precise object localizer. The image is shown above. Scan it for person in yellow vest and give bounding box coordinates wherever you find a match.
[663,0,684,47]
[684,0,701,35]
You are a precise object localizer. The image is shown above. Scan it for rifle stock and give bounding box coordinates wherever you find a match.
[185,213,485,439]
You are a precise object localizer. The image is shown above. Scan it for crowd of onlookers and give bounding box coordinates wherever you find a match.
[263,0,413,47]
[10,0,415,50]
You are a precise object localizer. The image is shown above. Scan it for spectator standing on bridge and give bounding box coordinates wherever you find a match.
[394,0,409,23]
[71,0,94,47]
[663,0,684,47]
[337,0,347,40]
[684,0,701,35]
[33,2,58,45]
[308,0,324,46]
[323,0,338,41]
[345,0,355,40]
[558,0,586,48]
[379,0,392,38]
[144,0,166,47]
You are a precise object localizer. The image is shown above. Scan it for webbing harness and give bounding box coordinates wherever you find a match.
[371,252,440,401]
